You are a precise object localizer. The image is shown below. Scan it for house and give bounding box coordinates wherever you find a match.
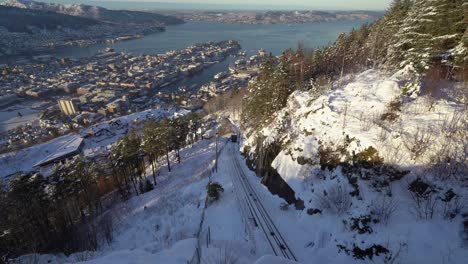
[33,136,84,170]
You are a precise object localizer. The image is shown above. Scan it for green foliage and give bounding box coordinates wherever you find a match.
[242,54,293,125]
[297,156,314,165]
[353,146,384,167]
[1,116,197,257]
[317,141,384,171]
[1,157,106,256]
[206,181,224,201]
[318,144,344,170]
[395,0,465,72]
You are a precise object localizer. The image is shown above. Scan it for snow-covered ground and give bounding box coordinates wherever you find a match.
[13,138,226,264]
[11,136,305,264]
[199,143,257,263]
[0,100,43,132]
[7,69,467,264]
[242,69,468,263]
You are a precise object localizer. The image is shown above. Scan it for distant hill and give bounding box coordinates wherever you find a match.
[0,0,184,26]
[174,10,383,24]
[0,5,99,33]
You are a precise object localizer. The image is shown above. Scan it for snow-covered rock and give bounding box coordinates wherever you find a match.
[242,69,468,263]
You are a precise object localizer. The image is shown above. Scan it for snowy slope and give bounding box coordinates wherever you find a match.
[7,69,467,263]
[242,69,468,263]
[14,138,226,264]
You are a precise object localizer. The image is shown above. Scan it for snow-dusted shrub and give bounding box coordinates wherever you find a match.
[337,243,390,261]
[371,111,385,127]
[345,215,378,234]
[440,189,465,220]
[403,127,433,161]
[353,146,384,168]
[370,195,398,226]
[318,145,341,170]
[316,184,352,214]
[307,208,322,215]
[204,245,239,264]
[381,111,400,122]
[380,143,404,165]
[297,155,314,165]
[408,178,438,220]
[378,127,389,142]
[206,182,224,201]
[430,147,468,181]
[429,111,468,180]
[359,112,372,132]
[318,143,347,170]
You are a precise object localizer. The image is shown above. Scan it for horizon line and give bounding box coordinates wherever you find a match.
[35,0,388,12]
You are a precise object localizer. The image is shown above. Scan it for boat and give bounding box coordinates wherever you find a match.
[214,71,229,81]
[179,86,187,93]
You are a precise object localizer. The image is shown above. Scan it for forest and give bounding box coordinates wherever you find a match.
[0,113,201,257]
[242,0,467,126]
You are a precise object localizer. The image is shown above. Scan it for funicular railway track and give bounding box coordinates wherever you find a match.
[228,144,297,261]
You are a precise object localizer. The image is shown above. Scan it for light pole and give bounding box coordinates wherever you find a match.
[215,131,219,173]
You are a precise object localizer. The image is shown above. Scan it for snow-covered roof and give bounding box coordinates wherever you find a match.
[33,136,84,168]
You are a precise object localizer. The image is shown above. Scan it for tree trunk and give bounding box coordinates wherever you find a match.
[127,166,139,195]
[166,151,171,172]
[151,159,157,186]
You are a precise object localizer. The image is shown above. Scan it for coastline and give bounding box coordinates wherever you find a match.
[0,26,166,64]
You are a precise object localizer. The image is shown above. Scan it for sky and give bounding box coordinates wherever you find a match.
[45,0,394,11]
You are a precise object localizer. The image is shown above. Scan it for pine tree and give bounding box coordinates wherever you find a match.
[156,118,173,172]
[273,54,292,108]
[379,0,414,67]
[242,54,276,125]
[395,0,465,72]
[187,112,201,147]
[7,173,52,253]
[111,131,143,195]
[171,118,189,163]
[142,119,160,186]
[395,0,435,71]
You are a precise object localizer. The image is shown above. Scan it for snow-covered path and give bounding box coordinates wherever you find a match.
[199,141,300,263]
[198,141,299,263]
[200,142,256,263]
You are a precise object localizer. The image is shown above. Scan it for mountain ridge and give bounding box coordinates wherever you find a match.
[174,10,383,24]
[0,5,100,33]
[0,0,184,26]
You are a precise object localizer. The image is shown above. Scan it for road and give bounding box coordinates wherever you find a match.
[226,142,298,261]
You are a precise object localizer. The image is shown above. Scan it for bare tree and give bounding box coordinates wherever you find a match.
[408,178,438,220]
[359,112,372,132]
[403,127,433,161]
[370,195,398,226]
[316,183,352,214]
